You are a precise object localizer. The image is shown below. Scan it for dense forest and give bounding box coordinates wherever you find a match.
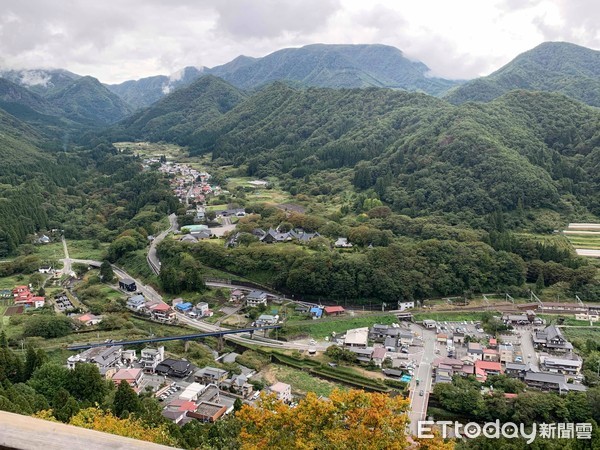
[445,42,600,107]
[156,82,600,218]
[0,104,178,256]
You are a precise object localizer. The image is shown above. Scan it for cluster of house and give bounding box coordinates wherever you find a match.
[66,344,292,425]
[158,162,217,206]
[126,293,177,323]
[432,324,586,394]
[179,224,212,242]
[321,324,415,367]
[229,290,269,308]
[172,298,213,318]
[226,227,359,250]
[302,305,346,319]
[11,285,45,309]
[501,311,545,326]
[508,302,600,322]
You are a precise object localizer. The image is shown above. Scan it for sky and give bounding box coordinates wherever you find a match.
[0,0,598,84]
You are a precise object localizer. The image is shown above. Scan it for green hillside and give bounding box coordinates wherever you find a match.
[111,75,246,143]
[175,85,600,216]
[47,76,133,126]
[445,42,600,107]
[107,66,205,110]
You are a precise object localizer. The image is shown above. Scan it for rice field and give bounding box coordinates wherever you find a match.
[563,223,600,257]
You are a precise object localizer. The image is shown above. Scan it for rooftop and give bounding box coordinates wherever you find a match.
[269,382,291,393]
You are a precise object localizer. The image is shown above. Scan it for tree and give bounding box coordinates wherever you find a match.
[100,260,115,282]
[72,263,89,278]
[69,407,176,446]
[52,388,80,423]
[113,380,141,418]
[24,346,47,381]
[28,363,70,400]
[0,347,24,384]
[68,363,110,405]
[236,389,410,449]
[536,271,545,292]
[234,397,243,412]
[23,314,73,339]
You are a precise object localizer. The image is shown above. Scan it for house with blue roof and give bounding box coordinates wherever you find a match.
[175,302,193,312]
[310,307,323,319]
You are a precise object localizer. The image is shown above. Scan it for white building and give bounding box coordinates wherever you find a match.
[343,327,369,348]
[140,346,165,373]
[268,382,292,403]
[397,301,415,311]
[196,302,209,316]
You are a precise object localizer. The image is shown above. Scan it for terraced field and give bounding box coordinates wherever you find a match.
[563,223,600,257]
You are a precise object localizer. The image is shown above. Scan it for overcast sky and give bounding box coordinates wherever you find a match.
[1,0,598,84]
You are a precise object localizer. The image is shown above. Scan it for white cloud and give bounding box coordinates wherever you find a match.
[18,70,51,87]
[0,0,597,83]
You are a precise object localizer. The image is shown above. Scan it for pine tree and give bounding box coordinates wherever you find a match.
[24,346,46,380]
[100,260,115,282]
[113,380,141,418]
[536,272,545,292]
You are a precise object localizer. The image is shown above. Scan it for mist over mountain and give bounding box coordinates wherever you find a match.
[107,66,205,110]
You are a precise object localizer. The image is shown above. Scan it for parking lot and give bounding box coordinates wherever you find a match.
[434,320,488,339]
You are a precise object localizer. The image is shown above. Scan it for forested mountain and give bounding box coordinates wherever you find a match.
[46,76,133,126]
[0,68,81,97]
[0,72,133,131]
[109,75,246,143]
[445,42,600,106]
[207,43,461,94]
[103,44,460,109]
[107,66,205,109]
[165,84,600,217]
[0,78,62,118]
[0,108,79,255]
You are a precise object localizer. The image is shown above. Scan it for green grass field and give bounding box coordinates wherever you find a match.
[412,311,487,322]
[0,274,30,290]
[32,239,109,262]
[65,240,110,260]
[267,364,345,398]
[564,235,600,250]
[563,327,600,342]
[114,141,187,159]
[281,313,399,340]
[30,242,64,262]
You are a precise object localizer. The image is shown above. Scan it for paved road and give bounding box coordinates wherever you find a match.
[514,328,539,370]
[147,213,177,274]
[61,236,73,276]
[210,215,236,237]
[408,325,436,434]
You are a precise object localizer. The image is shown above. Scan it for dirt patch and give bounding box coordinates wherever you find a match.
[4,305,24,316]
[277,203,306,214]
[351,365,386,380]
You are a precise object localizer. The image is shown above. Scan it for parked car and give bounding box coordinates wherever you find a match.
[419,390,424,396]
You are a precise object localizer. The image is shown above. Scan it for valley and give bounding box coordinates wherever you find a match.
[1,39,600,449]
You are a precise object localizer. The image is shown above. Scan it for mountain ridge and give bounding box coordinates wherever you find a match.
[444,41,600,107]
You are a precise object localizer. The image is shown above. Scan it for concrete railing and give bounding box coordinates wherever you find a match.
[0,411,179,450]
